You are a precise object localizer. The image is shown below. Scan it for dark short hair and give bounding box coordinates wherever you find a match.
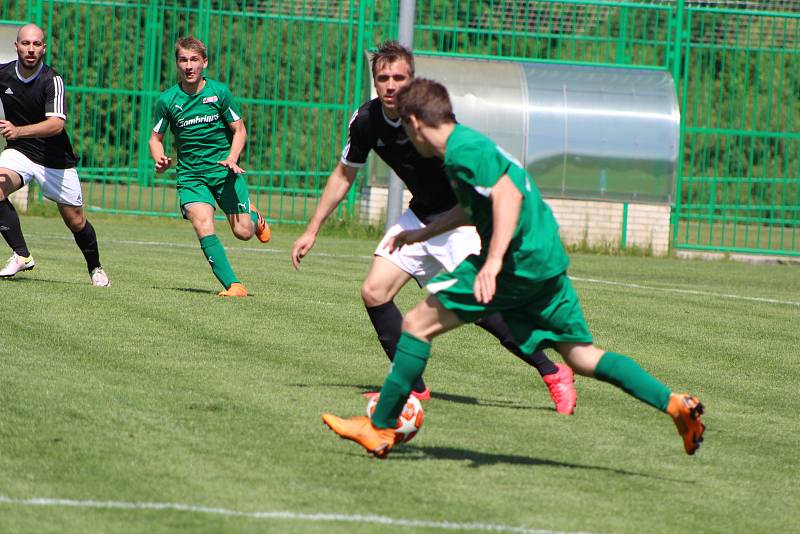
[395,78,456,126]
[175,36,207,60]
[371,40,414,78]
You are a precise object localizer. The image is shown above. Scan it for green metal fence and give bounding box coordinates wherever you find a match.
[1,1,798,256]
[406,0,799,256]
[675,4,799,255]
[3,0,389,223]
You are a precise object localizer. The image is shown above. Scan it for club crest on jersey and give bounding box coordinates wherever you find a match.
[203,95,218,104]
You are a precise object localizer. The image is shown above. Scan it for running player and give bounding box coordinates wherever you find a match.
[322,78,706,458]
[149,36,270,297]
[291,41,576,412]
[0,24,110,286]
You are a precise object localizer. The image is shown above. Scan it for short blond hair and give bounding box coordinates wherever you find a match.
[175,36,207,60]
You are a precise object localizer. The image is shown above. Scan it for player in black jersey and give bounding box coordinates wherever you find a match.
[291,41,577,413]
[0,24,109,286]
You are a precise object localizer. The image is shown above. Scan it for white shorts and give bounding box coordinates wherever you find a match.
[0,148,83,206]
[375,208,482,286]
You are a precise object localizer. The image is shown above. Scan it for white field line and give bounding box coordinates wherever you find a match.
[0,495,591,534]
[569,276,800,307]
[33,233,800,307]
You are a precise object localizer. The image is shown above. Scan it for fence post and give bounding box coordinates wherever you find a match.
[31,0,43,26]
[137,0,162,186]
[384,0,415,230]
[671,0,685,87]
[617,6,629,64]
[197,0,211,43]
[344,0,369,219]
[671,0,686,245]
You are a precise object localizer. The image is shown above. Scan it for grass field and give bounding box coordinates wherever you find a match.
[1,215,799,533]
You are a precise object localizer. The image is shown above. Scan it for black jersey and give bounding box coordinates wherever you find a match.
[0,61,78,168]
[340,98,457,220]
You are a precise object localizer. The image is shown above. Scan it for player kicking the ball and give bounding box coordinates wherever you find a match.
[292,41,576,412]
[323,78,705,458]
[149,36,270,297]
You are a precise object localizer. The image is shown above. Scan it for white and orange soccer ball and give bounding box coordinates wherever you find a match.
[366,394,424,443]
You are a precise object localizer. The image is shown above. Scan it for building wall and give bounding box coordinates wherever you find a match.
[360,186,670,255]
[547,198,670,255]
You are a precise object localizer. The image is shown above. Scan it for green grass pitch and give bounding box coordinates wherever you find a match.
[1,215,798,533]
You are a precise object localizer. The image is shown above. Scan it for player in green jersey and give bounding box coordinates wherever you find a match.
[323,78,706,458]
[148,36,270,297]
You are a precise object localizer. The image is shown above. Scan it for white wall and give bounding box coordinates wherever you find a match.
[359,185,671,255]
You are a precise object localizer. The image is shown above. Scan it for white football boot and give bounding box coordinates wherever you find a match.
[90,267,111,287]
[0,252,35,278]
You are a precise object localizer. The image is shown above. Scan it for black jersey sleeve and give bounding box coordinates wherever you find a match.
[44,73,66,120]
[339,107,370,168]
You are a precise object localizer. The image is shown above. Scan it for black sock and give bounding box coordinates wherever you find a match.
[0,199,30,257]
[72,220,101,273]
[475,313,558,376]
[365,301,427,392]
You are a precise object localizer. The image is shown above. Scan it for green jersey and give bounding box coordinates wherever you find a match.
[153,78,242,176]
[443,123,569,281]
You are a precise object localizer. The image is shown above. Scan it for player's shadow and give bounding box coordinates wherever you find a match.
[309,383,543,411]
[430,391,549,411]
[0,277,82,286]
[167,287,225,295]
[396,445,689,482]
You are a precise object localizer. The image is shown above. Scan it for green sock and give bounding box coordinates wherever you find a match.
[595,352,671,411]
[249,208,259,228]
[199,234,238,289]
[372,332,431,428]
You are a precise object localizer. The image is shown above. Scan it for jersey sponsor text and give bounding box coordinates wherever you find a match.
[176,114,220,128]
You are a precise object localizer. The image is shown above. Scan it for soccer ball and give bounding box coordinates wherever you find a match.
[366,394,424,443]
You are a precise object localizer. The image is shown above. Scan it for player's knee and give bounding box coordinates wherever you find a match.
[0,175,16,200]
[360,283,375,304]
[361,281,391,307]
[401,309,426,337]
[232,225,253,241]
[558,343,604,376]
[60,209,86,232]
[66,218,85,233]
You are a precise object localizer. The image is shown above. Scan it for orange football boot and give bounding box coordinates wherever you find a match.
[322,414,396,458]
[252,207,271,243]
[218,282,248,297]
[667,393,705,455]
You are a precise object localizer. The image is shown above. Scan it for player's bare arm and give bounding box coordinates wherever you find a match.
[148,131,172,173]
[218,119,246,174]
[474,174,522,304]
[291,162,358,269]
[385,205,470,253]
[0,116,64,140]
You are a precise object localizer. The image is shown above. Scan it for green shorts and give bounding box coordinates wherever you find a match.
[427,256,593,354]
[177,168,251,218]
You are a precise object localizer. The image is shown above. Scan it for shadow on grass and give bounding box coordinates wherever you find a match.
[0,276,82,285]
[167,286,223,295]
[395,445,691,481]
[304,383,545,411]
